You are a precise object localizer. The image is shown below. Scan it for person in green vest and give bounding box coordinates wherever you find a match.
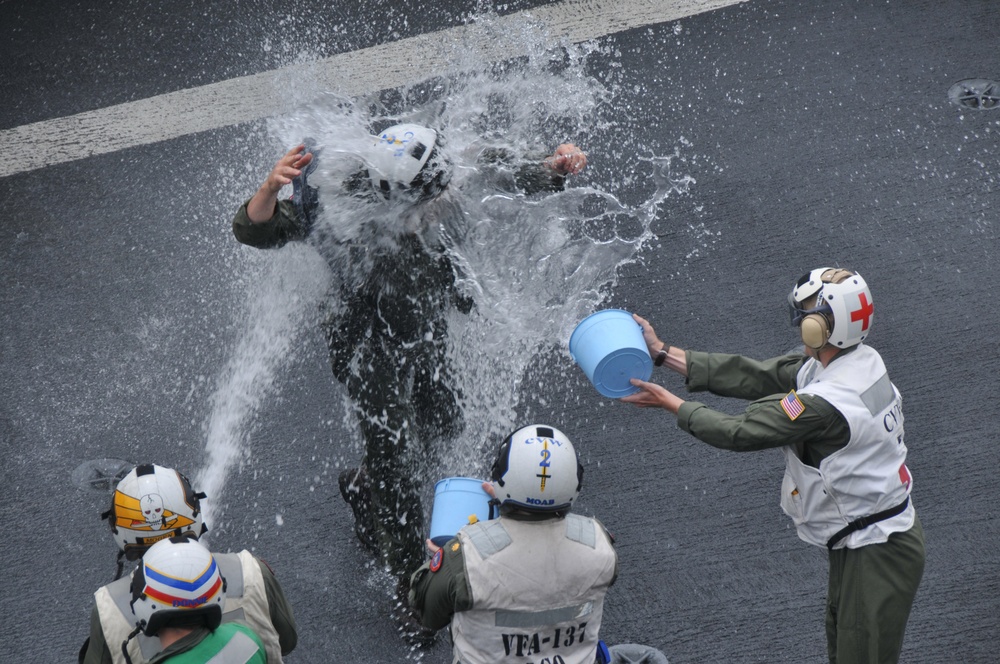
[79,463,297,664]
[125,537,266,664]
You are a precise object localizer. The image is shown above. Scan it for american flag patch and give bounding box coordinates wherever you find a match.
[780,391,806,420]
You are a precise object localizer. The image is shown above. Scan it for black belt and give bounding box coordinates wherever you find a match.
[826,496,910,550]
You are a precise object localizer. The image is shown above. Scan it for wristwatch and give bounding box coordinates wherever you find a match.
[654,346,668,367]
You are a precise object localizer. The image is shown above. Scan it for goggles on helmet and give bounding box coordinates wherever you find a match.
[787,292,832,327]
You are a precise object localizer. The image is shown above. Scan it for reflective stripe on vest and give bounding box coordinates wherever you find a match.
[465,519,513,558]
[204,630,262,664]
[494,601,596,628]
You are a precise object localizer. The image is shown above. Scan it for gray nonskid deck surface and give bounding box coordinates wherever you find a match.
[1,1,997,662]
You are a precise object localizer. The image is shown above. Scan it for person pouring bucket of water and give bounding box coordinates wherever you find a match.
[409,424,669,664]
[231,119,587,643]
[609,267,924,664]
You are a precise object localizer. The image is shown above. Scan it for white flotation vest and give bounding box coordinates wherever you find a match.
[451,514,617,664]
[95,550,283,663]
[780,344,915,549]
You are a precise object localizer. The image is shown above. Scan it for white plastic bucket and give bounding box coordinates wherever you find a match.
[429,477,492,546]
[569,309,652,398]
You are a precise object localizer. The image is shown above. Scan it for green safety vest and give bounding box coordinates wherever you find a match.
[164,623,265,664]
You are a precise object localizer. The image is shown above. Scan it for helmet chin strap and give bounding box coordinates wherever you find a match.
[112,550,127,581]
[120,625,143,664]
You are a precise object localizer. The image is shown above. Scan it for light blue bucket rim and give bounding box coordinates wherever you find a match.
[569,309,652,397]
[430,477,492,544]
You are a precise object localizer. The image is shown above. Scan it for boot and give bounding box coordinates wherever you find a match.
[338,467,379,555]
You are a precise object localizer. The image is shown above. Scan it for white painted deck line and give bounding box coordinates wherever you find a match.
[0,0,746,178]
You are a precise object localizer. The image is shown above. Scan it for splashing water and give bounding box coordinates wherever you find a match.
[194,246,330,532]
[196,12,693,525]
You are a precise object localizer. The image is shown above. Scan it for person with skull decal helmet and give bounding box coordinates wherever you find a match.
[622,267,925,664]
[79,464,297,664]
[408,424,618,664]
[231,121,586,643]
[123,537,266,664]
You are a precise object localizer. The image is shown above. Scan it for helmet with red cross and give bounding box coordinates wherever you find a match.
[789,268,873,350]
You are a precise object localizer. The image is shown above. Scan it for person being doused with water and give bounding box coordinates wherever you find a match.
[231,122,586,641]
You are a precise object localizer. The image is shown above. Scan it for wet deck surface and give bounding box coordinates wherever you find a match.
[2,1,998,662]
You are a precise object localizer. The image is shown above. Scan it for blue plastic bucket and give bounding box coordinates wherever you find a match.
[569,309,652,398]
[429,477,492,547]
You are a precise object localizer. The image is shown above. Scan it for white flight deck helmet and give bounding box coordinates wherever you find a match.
[788,267,874,350]
[490,424,583,515]
[367,123,452,203]
[129,537,226,637]
[105,464,206,561]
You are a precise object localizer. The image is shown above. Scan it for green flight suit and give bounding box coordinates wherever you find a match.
[232,147,568,580]
[675,348,924,664]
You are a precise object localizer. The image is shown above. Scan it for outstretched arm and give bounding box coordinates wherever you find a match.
[478,142,587,194]
[233,145,314,249]
[246,144,314,223]
[543,143,587,175]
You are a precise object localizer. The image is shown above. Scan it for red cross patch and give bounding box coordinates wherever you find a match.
[850,293,874,331]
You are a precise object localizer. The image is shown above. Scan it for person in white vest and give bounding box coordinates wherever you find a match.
[408,424,619,664]
[622,267,925,664]
[123,537,266,664]
[79,464,297,664]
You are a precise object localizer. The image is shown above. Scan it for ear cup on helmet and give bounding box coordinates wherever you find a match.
[491,438,511,486]
[800,313,831,350]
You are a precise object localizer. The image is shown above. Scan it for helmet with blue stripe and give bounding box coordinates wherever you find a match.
[129,537,226,636]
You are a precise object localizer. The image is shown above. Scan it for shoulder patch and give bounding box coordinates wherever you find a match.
[429,548,444,572]
[780,390,806,420]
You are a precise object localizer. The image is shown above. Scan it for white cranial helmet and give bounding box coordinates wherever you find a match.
[789,268,874,349]
[107,464,206,560]
[491,424,582,514]
[367,123,452,202]
[130,537,226,636]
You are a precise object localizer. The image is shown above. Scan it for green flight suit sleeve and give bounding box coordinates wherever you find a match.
[678,351,851,464]
[685,350,806,400]
[232,199,308,249]
[408,539,473,630]
[677,393,848,457]
[80,605,114,664]
[476,148,567,195]
[256,558,298,655]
